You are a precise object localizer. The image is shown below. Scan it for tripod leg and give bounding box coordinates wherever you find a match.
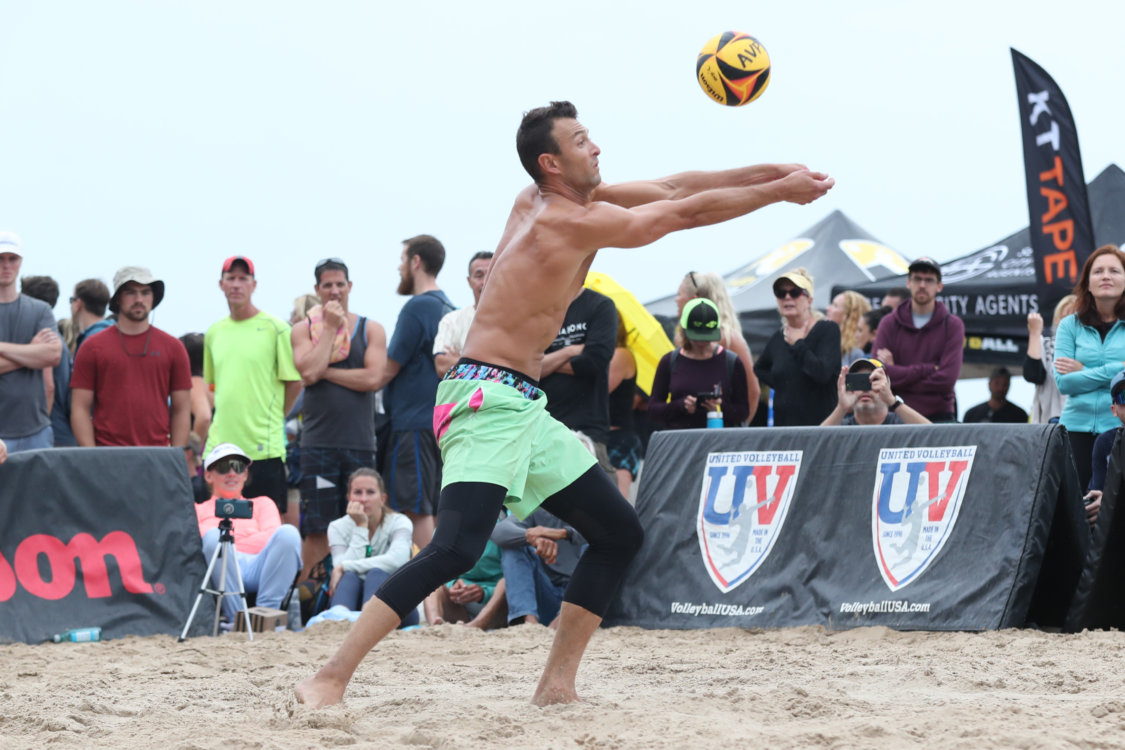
[179,534,227,641]
[225,542,254,641]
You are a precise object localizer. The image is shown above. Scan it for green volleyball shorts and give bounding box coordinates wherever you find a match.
[432,359,597,519]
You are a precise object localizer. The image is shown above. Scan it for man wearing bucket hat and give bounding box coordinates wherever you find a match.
[0,231,63,453]
[820,358,930,426]
[71,266,192,447]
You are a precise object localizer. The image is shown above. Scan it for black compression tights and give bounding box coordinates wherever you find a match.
[376,465,645,621]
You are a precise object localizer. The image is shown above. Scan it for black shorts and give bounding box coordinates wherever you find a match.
[243,457,289,514]
[299,446,377,535]
[383,429,442,516]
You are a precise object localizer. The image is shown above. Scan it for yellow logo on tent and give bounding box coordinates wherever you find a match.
[727,240,815,288]
[839,241,910,276]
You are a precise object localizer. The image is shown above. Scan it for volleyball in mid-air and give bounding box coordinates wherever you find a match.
[696,31,771,107]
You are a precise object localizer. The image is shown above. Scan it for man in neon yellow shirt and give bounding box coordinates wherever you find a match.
[204,255,302,525]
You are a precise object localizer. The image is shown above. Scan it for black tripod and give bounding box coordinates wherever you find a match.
[179,517,254,641]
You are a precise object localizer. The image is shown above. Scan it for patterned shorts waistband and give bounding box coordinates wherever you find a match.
[443,359,541,400]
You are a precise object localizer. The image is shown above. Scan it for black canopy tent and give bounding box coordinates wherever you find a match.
[841,164,1125,370]
[645,209,910,354]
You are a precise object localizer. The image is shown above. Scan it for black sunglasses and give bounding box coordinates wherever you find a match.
[688,271,699,290]
[774,287,805,299]
[211,458,248,475]
[1114,391,1125,407]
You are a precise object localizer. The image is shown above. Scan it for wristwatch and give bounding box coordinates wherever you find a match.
[888,395,904,412]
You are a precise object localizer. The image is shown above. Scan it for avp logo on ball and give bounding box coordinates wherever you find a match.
[871,447,976,592]
[697,451,801,593]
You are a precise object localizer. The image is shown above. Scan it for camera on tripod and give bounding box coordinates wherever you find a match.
[215,498,253,519]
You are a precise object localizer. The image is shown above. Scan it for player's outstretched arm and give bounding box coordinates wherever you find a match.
[591,163,808,208]
[576,169,833,249]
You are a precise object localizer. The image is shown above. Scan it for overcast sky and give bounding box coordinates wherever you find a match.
[2,0,1123,350]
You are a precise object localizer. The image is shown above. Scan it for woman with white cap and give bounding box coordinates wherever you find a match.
[195,442,302,626]
[753,268,840,425]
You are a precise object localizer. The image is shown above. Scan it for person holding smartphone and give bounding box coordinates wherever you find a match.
[820,358,930,426]
[648,298,750,430]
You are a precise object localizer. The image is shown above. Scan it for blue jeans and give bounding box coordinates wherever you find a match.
[5,425,53,453]
[201,524,302,622]
[331,568,419,627]
[500,546,567,625]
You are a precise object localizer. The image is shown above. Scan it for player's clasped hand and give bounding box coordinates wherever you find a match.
[779,170,834,205]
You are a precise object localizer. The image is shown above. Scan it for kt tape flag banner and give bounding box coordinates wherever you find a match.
[1011,48,1095,322]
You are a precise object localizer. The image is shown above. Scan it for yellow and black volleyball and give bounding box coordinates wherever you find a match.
[696,31,771,107]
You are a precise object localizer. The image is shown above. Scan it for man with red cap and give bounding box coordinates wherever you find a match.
[205,255,302,525]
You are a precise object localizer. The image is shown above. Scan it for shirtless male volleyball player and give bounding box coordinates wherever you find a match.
[296,101,833,708]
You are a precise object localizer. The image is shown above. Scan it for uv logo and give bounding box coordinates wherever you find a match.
[697,450,801,593]
[871,446,977,591]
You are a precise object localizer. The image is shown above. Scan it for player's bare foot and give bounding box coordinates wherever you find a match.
[295,675,346,708]
[532,682,581,706]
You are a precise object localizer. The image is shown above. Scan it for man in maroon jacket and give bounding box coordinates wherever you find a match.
[873,257,964,422]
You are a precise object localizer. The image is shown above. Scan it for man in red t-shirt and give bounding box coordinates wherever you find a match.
[71,266,192,447]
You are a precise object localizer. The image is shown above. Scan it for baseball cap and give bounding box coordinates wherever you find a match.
[1111,371,1125,403]
[109,266,165,314]
[908,257,942,280]
[773,270,814,297]
[848,357,884,374]
[221,255,256,276]
[0,231,22,257]
[681,298,722,342]
[204,442,253,471]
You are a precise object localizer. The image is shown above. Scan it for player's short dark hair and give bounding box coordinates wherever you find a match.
[468,251,493,274]
[74,278,111,316]
[20,275,59,308]
[517,100,578,183]
[403,234,446,276]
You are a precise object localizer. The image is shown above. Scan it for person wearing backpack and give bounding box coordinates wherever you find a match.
[648,298,749,430]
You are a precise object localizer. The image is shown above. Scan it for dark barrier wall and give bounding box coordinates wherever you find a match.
[1067,430,1125,631]
[0,447,212,643]
[606,424,1088,631]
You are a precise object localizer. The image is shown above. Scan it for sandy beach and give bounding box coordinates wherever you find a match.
[3,622,1125,749]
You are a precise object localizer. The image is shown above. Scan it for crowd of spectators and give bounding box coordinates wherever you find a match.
[0,223,1113,633]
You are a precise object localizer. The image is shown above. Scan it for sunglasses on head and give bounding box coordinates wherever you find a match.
[774,287,805,299]
[212,458,248,475]
[688,271,700,290]
[315,257,347,271]
[1114,391,1125,406]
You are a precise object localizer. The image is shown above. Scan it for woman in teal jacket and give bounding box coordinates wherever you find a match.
[1054,244,1125,490]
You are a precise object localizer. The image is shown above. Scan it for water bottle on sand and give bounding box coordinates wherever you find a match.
[51,627,101,643]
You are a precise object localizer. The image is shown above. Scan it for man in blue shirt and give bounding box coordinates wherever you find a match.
[374,234,453,549]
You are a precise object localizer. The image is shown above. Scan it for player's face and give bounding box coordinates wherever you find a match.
[467,258,490,304]
[220,269,256,305]
[118,282,154,322]
[316,270,351,307]
[348,475,384,514]
[552,118,601,189]
[0,252,21,288]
